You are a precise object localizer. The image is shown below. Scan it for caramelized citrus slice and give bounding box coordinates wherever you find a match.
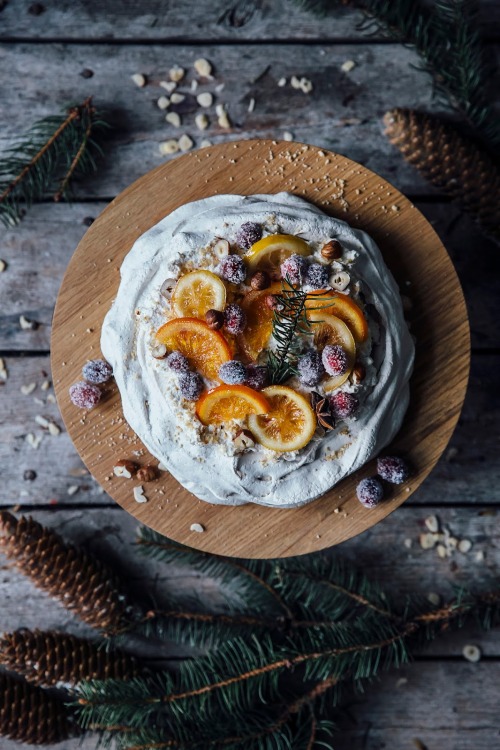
[244,233,310,272]
[238,282,282,361]
[307,310,356,391]
[156,317,231,381]
[196,385,270,425]
[305,290,369,343]
[248,385,316,452]
[170,270,226,319]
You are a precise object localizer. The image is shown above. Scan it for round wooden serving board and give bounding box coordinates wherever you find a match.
[52,139,469,558]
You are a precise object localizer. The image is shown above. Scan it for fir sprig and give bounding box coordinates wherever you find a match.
[267,280,337,385]
[0,97,109,226]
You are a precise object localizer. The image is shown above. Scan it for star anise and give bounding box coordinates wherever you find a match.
[310,391,335,431]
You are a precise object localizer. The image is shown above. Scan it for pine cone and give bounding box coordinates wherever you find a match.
[383,108,500,239]
[0,671,75,745]
[0,629,139,687]
[0,512,134,635]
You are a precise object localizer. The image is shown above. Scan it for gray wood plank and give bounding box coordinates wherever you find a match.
[0,354,498,508]
[1,0,499,40]
[0,42,439,198]
[0,506,498,653]
[1,197,499,352]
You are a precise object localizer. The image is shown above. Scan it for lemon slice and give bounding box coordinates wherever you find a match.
[307,310,356,391]
[196,385,270,425]
[170,270,226,319]
[244,234,310,272]
[248,385,316,452]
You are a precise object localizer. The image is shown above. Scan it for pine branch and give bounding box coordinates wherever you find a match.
[0,97,109,226]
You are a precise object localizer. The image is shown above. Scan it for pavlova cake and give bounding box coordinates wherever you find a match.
[100,193,414,507]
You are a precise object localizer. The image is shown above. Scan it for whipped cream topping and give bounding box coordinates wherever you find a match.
[101,193,414,508]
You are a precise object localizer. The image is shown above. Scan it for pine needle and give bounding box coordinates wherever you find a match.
[0,97,109,226]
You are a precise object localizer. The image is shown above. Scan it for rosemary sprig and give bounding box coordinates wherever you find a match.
[266,280,338,385]
[0,97,109,227]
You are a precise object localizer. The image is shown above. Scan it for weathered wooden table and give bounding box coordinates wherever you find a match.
[1,3,499,748]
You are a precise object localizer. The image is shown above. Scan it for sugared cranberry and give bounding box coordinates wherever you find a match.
[69,381,101,410]
[356,477,384,508]
[377,456,411,484]
[82,359,113,384]
[322,344,348,377]
[329,391,359,419]
[224,303,246,334]
[178,372,203,400]
[280,254,306,285]
[219,360,247,385]
[297,350,325,387]
[245,364,269,391]
[217,255,246,285]
[166,351,190,373]
[305,262,329,289]
[235,221,262,249]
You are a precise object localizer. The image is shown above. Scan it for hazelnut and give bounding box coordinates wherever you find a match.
[160,278,177,300]
[137,465,159,482]
[205,309,224,330]
[250,270,270,291]
[329,270,350,291]
[233,429,255,452]
[113,459,139,479]
[151,343,168,359]
[213,238,230,260]
[321,240,343,261]
[351,362,366,384]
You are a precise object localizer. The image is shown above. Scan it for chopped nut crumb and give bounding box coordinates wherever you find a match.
[170,92,185,104]
[133,485,148,503]
[424,515,439,533]
[67,485,79,496]
[341,60,356,73]
[200,139,212,148]
[195,113,209,130]
[458,538,472,553]
[0,358,7,382]
[166,111,181,127]
[197,92,213,108]
[19,314,37,330]
[169,66,185,82]
[278,77,287,87]
[248,97,255,113]
[190,522,205,533]
[283,131,293,141]
[41,379,50,391]
[178,134,194,151]
[194,58,212,77]
[159,140,179,155]
[157,95,170,110]
[0,259,7,273]
[26,433,42,450]
[160,80,177,93]
[21,383,37,395]
[131,73,147,87]
[462,644,481,663]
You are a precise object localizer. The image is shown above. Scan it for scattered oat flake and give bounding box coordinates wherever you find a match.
[157,96,170,110]
[463,644,481,663]
[458,538,472,553]
[0,260,6,272]
[427,592,441,606]
[35,415,50,428]
[48,422,61,436]
[178,134,194,151]
[248,97,255,113]
[197,92,213,108]
[169,66,185,82]
[159,140,179,155]
[21,383,36,395]
[190,522,205,533]
[194,58,212,77]
[133,485,148,503]
[166,112,181,127]
[67,485,79,496]
[283,131,293,141]
[424,515,439,533]
[160,80,177,93]
[195,113,209,131]
[131,73,146,87]
[278,77,287,87]
[341,60,356,73]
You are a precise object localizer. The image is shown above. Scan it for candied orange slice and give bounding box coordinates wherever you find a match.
[305,290,369,343]
[156,317,231,381]
[238,282,282,361]
[170,270,226,319]
[248,385,316,452]
[244,234,310,272]
[307,310,356,391]
[196,385,270,425]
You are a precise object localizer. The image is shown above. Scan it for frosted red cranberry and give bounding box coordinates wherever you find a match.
[322,344,348,377]
[166,350,190,373]
[377,456,411,484]
[245,364,268,391]
[329,391,359,419]
[219,360,247,385]
[280,254,306,285]
[69,381,101,410]
[356,477,384,508]
[305,263,329,289]
[235,222,262,249]
[178,372,204,400]
[224,303,246,334]
[82,359,113,384]
[297,350,325,387]
[217,255,246,285]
